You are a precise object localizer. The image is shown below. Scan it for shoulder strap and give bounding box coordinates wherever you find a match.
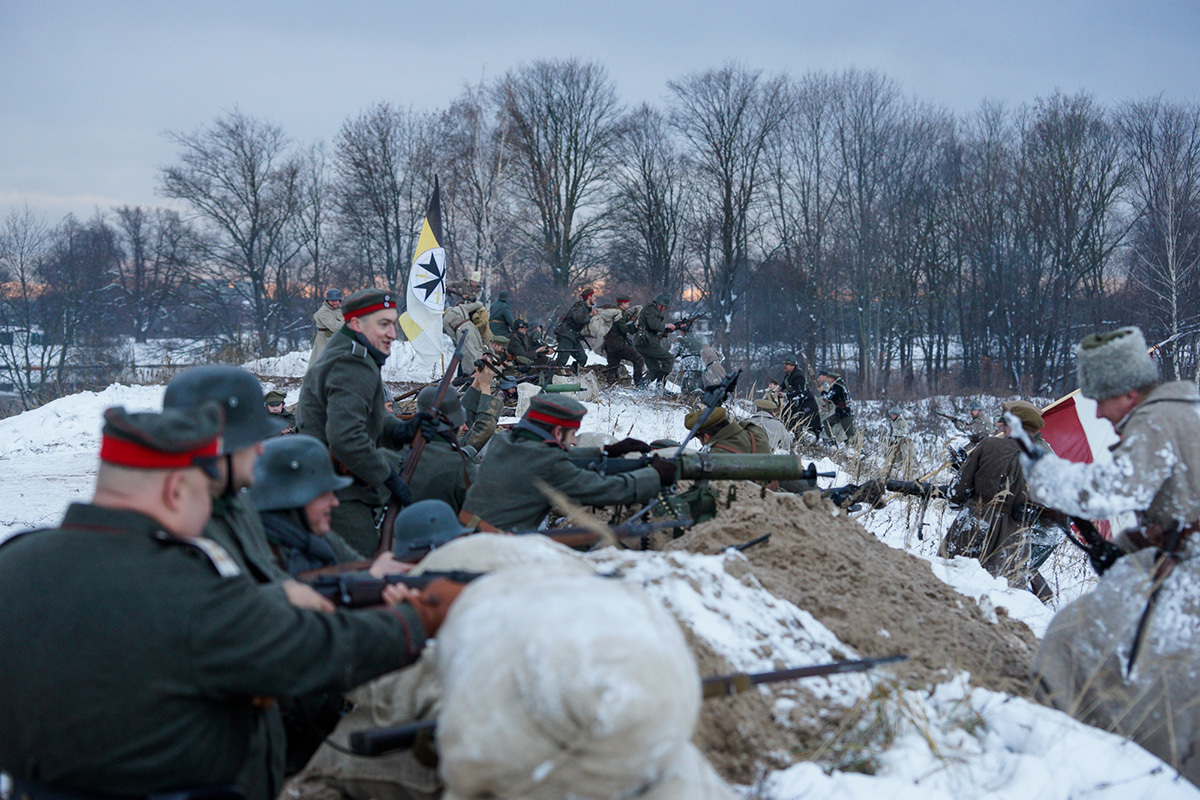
[184,537,243,578]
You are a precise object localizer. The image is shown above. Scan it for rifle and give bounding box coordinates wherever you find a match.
[675,368,741,457]
[348,654,907,756]
[935,410,967,427]
[306,569,486,608]
[664,312,706,338]
[392,517,693,562]
[377,330,468,556]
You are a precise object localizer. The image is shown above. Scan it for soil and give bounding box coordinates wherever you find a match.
[669,485,1039,694]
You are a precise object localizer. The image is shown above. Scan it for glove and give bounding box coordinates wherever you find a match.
[384,470,412,506]
[649,455,677,486]
[604,437,653,457]
[417,408,440,440]
[406,577,468,636]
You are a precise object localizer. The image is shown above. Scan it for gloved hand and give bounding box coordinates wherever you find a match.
[649,454,677,486]
[384,470,412,506]
[604,437,653,457]
[406,577,468,636]
[417,408,440,440]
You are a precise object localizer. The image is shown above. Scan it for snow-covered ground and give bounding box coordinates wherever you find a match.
[0,343,1195,799]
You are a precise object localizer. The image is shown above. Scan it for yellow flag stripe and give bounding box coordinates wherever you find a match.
[412,219,440,265]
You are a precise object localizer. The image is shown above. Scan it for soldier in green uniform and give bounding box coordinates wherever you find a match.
[488,289,516,338]
[554,288,597,372]
[461,395,673,531]
[683,406,770,454]
[603,296,644,385]
[264,389,296,435]
[955,399,992,445]
[406,385,478,513]
[300,288,427,556]
[247,434,360,575]
[507,318,552,366]
[0,405,464,800]
[635,293,676,389]
[164,366,334,796]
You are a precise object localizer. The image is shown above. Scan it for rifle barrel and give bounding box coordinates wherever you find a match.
[702,654,908,699]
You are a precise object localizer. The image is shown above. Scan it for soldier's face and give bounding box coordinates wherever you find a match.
[969,409,980,418]
[554,427,578,448]
[173,468,214,539]
[1095,391,1140,426]
[266,402,284,415]
[351,309,399,355]
[304,491,339,536]
[783,363,794,373]
[327,300,341,309]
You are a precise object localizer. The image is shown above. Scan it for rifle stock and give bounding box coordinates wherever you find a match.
[306,569,485,608]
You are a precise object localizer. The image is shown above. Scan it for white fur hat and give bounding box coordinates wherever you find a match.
[1076,326,1159,400]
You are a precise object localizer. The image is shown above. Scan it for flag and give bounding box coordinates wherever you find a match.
[1040,391,1122,539]
[398,178,447,366]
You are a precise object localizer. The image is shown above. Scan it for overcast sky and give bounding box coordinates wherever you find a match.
[2,0,1198,222]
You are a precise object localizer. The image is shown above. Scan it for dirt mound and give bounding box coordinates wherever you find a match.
[669,487,1038,695]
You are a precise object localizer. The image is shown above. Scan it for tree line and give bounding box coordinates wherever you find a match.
[3,59,1199,410]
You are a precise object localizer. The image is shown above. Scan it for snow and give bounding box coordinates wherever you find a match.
[0,348,1196,798]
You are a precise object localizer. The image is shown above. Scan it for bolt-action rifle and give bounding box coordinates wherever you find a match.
[662,312,706,338]
[393,518,693,562]
[306,569,485,608]
[347,654,908,756]
[574,451,834,485]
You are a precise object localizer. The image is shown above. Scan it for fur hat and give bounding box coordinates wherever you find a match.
[1001,400,1044,432]
[1077,326,1158,400]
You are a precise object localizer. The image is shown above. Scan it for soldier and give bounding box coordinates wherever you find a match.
[554,288,597,372]
[884,405,916,480]
[777,356,820,437]
[1022,327,1200,784]
[443,298,486,378]
[816,369,855,443]
[447,270,482,302]
[487,335,511,370]
[940,401,1045,589]
[308,288,344,368]
[954,399,991,445]
[0,404,464,800]
[165,366,333,796]
[247,434,360,574]
[405,385,478,513]
[488,289,516,338]
[603,296,645,385]
[461,395,673,531]
[635,293,676,389]
[747,396,795,452]
[300,288,427,555]
[264,389,296,435]
[459,362,505,453]
[684,406,770,454]
[507,318,552,367]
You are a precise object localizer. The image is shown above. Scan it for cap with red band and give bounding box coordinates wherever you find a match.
[524,395,587,430]
[100,405,224,477]
[342,288,397,321]
[580,288,595,300]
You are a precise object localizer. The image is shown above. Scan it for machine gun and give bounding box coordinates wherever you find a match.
[573,451,832,484]
[305,569,485,608]
[347,654,908,756]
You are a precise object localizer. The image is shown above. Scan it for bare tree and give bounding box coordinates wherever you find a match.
[1117,97,1200,380]
[160,110,304,351]
[669,63,788,348]
[496,58,623,293]
[607,104,689,295]
[0,206,58,409]
[112,206,192,342]
[437,81,513,296]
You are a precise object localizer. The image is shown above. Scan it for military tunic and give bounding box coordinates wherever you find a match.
[488,297,515,338]
[0,504,426,799]
[603,308,644,383]
[309,300,344,368]
[554,300,592,369]
[459,386,503,454]
[704,420,769,455]
[462,426,661,531]
[779,369,819,435]
[635,303,675,383]
[443,302,485,378]
[746,411,794,452]
[408,434,478,513]
[300,326,409,554]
